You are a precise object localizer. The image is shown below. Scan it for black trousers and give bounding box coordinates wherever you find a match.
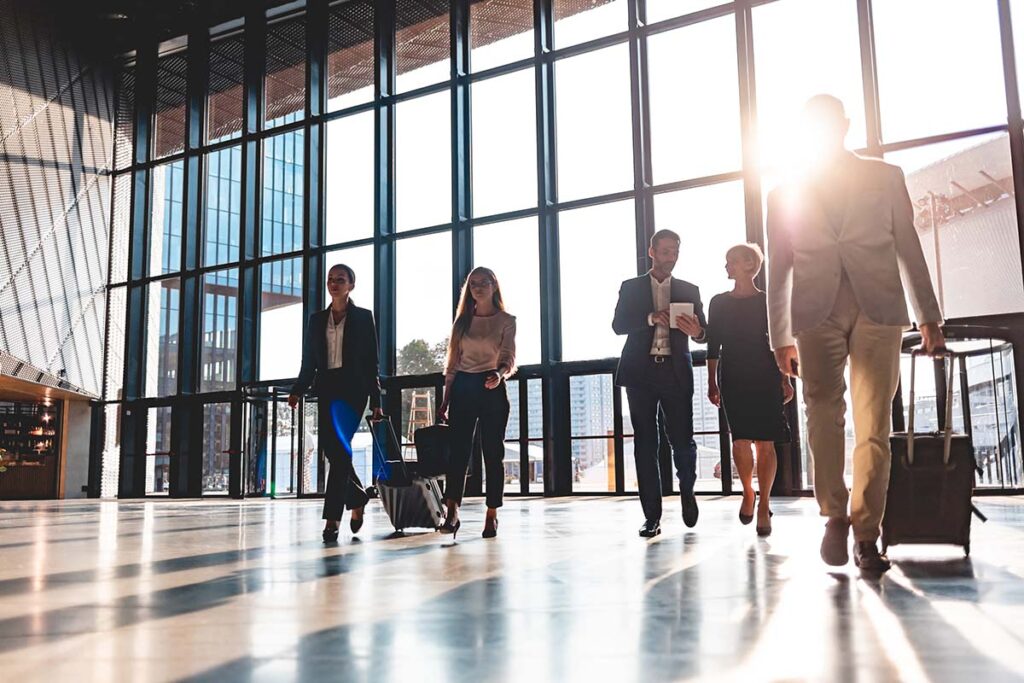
[318,367,369,521]
[444,371,510,509]
[625,356,698,522]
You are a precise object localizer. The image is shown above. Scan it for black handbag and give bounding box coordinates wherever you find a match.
[413,423,451,477]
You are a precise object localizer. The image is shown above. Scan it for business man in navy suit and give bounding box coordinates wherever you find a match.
[613,229,707,537]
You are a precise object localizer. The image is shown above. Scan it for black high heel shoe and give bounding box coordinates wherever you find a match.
[756,508,773,537]
[482,517,498,539]
[350,507,365,534]
[439,518,461,539]
[322,526,340,543]
[738,492,755,525]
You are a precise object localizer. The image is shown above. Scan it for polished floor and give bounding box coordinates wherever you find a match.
[1,496,1023,683]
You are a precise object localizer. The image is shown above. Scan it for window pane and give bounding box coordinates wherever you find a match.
[144,278,179,398]
[201,269,238,393]
[473,217,541,365]
[396,92,452,231]
[270,400,297,496]
[208,34,245,143]
[646,0,729,24]
[570,374,615,492]
[885,133,1024,319]
[150,160,183,275]
[204,146,241,266]
[105,286,127,401]
[262,130,305,256]
[648,15,741,183]
[527,378,543,493]
[153,51,187,159]
[110,174,131,284]
[324,244,375,315]
[114,67,134,169]
[874,0,1006,142]
[146,406,173,495]
[101,404,122,498]
[396,0,451,93]
[202,403,232,494]
[653,181,746,311]
[260,257,304,380]
[396,232,452,366]
[554,0,628,49]
[559,199,636,361]
[325,112,375,244]
[570,374,614,436]
[753,0,865,171]
[506,379,521,440]
[327,0,375,112]
[472,69,538,217]
[470,0,534,72]
[691,364,722,493]
[556,44,633,202]
[401,387,437,447]
[303,400,325,494]
[265,14,307,128]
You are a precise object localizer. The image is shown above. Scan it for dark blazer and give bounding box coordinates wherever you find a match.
[290,303,382,409]
[612,274,707,389]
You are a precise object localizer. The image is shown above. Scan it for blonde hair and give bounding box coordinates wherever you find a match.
[725,243,764,275]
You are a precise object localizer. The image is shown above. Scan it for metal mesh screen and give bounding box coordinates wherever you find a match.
[265,15,307,127]
[208,33,245,143]
[0,0,114,397]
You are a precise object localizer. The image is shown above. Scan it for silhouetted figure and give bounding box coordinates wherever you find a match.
[766,95,945,572]
[613,229,707,538]
[289,264,383,542]
[706,243,792,537]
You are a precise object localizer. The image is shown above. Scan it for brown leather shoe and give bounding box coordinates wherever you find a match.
[820,517,851,566]
[853,541,891,572]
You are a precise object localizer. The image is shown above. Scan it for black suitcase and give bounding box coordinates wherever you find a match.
[413,423,451,477]
[882,350,986,556]
[367,416,446,532]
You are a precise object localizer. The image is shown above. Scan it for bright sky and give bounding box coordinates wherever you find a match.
[254,0,1020,381]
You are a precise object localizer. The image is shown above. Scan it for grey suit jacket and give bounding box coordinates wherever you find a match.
[765,153,943,349]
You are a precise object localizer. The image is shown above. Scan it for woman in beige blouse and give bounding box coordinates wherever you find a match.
[437,267,517,539]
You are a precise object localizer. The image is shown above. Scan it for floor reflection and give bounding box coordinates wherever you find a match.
[0,497,1021,682]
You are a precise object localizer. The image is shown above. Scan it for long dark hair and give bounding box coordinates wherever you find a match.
[447,267,504,361]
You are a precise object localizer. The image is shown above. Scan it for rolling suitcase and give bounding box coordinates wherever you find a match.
[413,423,451,477]
[367,416,445,532]
[882,350,986,556]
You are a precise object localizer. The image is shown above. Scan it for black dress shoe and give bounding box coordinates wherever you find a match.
[853,541,891,572]
[639,520,661,538]
[350,508,364,534]
[682,493,699,528]
[322,527,339,543]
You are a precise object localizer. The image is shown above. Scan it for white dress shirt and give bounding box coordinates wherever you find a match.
[648,274,672,356]
[325,308,345,369]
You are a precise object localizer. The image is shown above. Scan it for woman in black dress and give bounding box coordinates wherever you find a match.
[706,244,793,536]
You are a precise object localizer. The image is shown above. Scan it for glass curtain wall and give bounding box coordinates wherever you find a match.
[102,0,1024,498]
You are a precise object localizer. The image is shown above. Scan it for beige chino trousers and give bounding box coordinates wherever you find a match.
[795,278,902,542]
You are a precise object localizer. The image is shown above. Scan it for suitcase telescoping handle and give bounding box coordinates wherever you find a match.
[907,349,955,466]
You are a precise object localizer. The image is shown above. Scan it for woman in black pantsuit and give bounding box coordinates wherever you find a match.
[289,264,383,542]
[706,244,793,537]
[438,267,516,540]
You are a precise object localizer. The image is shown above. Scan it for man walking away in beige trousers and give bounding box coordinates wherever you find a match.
[766,95,946,573]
